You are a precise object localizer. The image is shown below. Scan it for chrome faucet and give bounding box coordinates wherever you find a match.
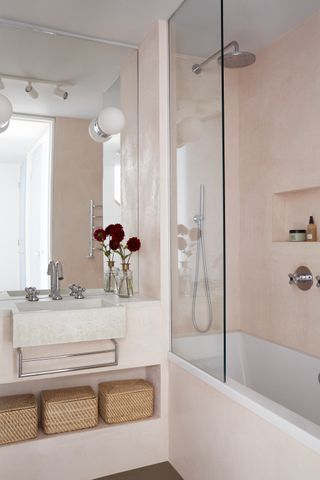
[47,260,64,300]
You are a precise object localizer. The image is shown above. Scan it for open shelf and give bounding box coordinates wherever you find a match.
[272,186,320,242]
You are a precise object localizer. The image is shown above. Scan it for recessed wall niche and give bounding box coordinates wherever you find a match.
[272,186,320,242]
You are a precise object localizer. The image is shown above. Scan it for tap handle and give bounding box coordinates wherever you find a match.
[74,285,86,299]
[68,283,78,296]
[25,286,40,302]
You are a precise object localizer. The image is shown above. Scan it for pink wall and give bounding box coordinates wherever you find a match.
[169,361,320,480]
[53,117,103,289]
[225,11,320,357]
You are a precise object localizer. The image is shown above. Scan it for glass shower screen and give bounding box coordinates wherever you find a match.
[169,0,225,381]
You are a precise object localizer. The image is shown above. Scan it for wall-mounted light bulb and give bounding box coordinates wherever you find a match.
[54,86,68,100]
[0,94,13,133]
[25,82,38,99]
[89,107,125,143]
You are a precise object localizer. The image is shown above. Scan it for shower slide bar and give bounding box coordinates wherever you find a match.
[17,339,118,377]
[88,199,103,258]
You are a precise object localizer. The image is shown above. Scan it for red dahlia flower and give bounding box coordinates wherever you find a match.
[105,224,114,236]
[94,228,107,242]
[112,224,125,242]
[127,237,141,252]
[109,239,120,251]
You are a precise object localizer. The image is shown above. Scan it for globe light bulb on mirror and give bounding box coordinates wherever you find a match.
[88,106,126,143]
[0,94,13,133]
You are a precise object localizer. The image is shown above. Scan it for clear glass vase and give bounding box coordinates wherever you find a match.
[116,263,133,298]
[104,260,117,293]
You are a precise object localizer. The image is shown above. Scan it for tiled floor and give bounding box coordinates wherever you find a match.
[96,462,183,479]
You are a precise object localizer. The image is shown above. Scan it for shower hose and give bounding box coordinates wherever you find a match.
[191,184,214,333]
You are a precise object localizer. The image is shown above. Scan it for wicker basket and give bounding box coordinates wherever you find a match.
[0,394,38,445]
[99,379,154,424]
[41,386,98,435]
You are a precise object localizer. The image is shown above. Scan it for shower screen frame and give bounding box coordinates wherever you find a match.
[168,0,226,383]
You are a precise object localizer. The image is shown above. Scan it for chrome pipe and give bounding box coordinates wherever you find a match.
[192,40,239,74]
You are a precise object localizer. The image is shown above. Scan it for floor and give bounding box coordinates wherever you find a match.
[97,462,183,479]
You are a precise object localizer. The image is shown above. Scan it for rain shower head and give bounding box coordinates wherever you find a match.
[192,41,256,74]
[218,50,256,68]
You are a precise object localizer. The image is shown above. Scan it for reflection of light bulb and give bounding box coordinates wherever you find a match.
[88,119,109,143]
[98,107,125,135]
[88,107,125,143]
[177,116,202,148]
[0,94,13,132]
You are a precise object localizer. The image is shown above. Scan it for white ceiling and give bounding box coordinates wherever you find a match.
[0,0,184,46]
[2,0,320,55]
[224,0,320,54]
[171,0,320,57]
[0,26,134,119]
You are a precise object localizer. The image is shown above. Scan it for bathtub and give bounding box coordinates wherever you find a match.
[170,331,320,453]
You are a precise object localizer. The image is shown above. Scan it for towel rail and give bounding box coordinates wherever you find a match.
[17,339,118,377]
[88,199,103,258]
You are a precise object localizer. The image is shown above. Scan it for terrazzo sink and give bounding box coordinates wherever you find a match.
[12,295,126,348]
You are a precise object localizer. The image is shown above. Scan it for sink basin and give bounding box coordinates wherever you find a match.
[12,295,126,347]
[16,297,112,312]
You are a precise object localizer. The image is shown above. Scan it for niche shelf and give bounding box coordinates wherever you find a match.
[0,364,162,446]
[272,186,320,243]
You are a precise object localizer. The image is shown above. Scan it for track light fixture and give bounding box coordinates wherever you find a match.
[25,82,38,99]
[54,86,68,100]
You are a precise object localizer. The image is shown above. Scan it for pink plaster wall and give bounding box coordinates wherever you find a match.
[229,11,320,357]
[53,117,103,289]
[138,23,161,298]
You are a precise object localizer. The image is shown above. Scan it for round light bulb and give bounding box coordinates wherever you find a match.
[98,107,125,135]
[88,119,108,143]
[0,94,12,129]
[177,116,202,148]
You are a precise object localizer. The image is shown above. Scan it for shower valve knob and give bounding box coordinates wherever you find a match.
[288,266,313,291]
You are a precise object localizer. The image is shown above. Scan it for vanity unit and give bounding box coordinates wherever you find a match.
[0,291,168,479]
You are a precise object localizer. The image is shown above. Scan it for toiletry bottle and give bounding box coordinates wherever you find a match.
[307,216,317,242]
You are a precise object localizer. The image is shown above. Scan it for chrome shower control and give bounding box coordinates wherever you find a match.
[288,266,313,291]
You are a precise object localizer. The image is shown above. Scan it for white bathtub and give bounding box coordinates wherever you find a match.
[170,331,320,453]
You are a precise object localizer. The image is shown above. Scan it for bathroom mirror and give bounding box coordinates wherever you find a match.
[0,22,138,293]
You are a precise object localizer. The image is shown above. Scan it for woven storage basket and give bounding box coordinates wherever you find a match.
[41,386,98,435]
[99,379,154,424]
[0,394,37,445]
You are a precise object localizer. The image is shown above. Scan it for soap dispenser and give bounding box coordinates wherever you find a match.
[307,216,317,242]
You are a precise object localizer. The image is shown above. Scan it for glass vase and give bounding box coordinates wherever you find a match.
[104,260,117,293]
[116,263,133,298]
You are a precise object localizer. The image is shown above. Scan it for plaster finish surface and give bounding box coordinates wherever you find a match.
[236,11,320,357]
[53,117,103,289]
[169,362,320,480]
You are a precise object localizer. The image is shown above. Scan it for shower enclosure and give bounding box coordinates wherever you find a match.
[169,0,225,381]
